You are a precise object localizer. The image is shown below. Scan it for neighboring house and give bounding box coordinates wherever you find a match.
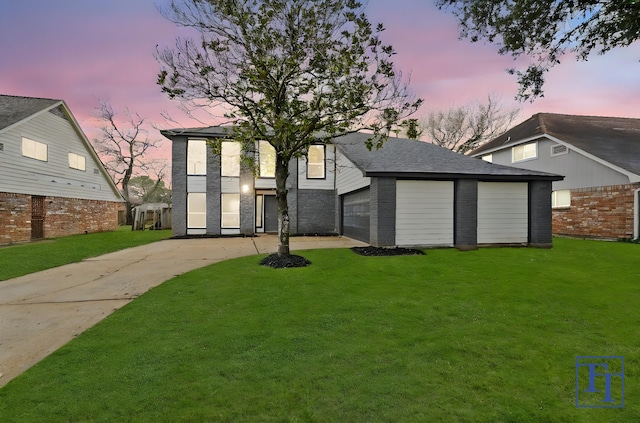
[161,127,562,249]
[471,113,640,240]
[0,94,123,244]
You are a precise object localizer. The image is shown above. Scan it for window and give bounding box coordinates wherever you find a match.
[259,141,276,178]
[187,193,207,228]
[22,137,48,161]
[307,145,325,179]
[187,139,207,175]
[512,142,537,162]
[68,153,86,171]
[551,144,568,156]
[255,195,263,228]
[221,141,241,176]
[481,154,493,163]
[552,190,571,208]
[221,194,240,228]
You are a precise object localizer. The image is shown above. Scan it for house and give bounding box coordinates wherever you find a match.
[470,113,640,240]
[0,94,123,244]
[161,127,562,249]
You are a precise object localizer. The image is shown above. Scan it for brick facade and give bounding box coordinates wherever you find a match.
[0,192,121,244]
[553,183,640,239]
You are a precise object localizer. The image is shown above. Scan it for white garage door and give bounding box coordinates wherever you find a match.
[478,182,528,244]
[396,180,454,247]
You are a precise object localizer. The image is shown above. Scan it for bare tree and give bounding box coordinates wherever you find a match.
[422,94,519,154]
[93,101,164,225]
[156,0,422,258]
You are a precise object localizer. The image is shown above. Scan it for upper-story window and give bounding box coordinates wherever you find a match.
[22,137,48,162]
[512,142,537,163]
[221,141,241,177]
[307,145,325,179]
[187,139,207,175]
[481,154,493,163]
[259,141,276,178]
[68,153,86,171]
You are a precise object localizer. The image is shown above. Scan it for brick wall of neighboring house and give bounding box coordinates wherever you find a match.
[553,183,640,239]
[0,192,32,244]
[0,192,122,245]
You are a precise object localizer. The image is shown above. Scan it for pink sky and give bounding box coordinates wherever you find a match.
[1,0,638,163]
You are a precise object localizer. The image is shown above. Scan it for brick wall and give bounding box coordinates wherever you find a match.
[0,192,121,245]
[553,184,639,239]
[0,192,32,244]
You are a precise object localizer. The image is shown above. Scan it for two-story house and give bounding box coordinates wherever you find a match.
[0,94,123,244]
[162,126,562,249]
[471,113,640,240]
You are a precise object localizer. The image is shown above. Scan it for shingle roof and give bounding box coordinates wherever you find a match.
[0,94,61,131]
[471,113,640,176]
[333,132,562,181]
[160,125,234,138]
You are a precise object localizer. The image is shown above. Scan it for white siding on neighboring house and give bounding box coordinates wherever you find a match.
[477,182,528,243]
[395,180,454,247]
[335,149,370,195]
[0,107,120,202]
[298,144,335,190]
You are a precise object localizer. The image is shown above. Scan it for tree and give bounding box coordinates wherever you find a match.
[156,0,422,257]
[94,102,164,225]
[436,0,640,101]
[421,94,519,154]
[128,175,172,205]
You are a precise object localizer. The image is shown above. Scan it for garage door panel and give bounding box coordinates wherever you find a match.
[478,182,528,243]
[396,180,454,247]
[342,189,370,243]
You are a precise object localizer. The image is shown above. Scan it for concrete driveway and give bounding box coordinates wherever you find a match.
[0,235,365,388]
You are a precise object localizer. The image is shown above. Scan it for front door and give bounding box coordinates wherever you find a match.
[263,195,278,233]
[31,195,45,240]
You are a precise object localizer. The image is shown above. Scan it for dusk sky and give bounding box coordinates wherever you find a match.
[1,0,639,162]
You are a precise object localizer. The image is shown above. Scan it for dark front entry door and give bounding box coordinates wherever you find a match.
[31,195,45,240]
[264,195,278,233]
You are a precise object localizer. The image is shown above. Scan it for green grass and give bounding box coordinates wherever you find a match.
[1,238,638,422]
[0,226,171,281]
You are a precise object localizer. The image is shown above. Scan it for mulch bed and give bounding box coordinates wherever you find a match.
[351,246,425,256]
[260,253,312,268]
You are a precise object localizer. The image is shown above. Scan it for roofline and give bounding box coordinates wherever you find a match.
[0,98,64,136]
[366,172,564,181]
[470,134,548,157]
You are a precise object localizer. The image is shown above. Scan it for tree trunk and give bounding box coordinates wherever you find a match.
[275,155,290,257]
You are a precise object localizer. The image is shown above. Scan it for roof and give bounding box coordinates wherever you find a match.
[333,133,562,181]
[471,113,640,176]
[160,126,233,139]
[0,94,61,131]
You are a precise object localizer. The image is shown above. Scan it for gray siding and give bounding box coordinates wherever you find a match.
[0,108,121,202]
[487,137,630,189]
[335,150,370,195]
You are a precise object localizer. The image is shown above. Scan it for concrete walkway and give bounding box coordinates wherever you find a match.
[0,235,365,387]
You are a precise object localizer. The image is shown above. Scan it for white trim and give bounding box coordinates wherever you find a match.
[471,134,545,157]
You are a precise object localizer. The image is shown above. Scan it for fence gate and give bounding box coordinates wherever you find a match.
[31,195,45,240]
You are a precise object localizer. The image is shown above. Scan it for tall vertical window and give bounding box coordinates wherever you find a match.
[255,195,263,228]
[551,190,571,208]
[221,141,241,176]
[307,145,325,179]
[259,141,276,178]
[187,193,207,228]
[512,142,537,162]
[68,153,86,171]
[22,137,48,161]
[221,194,240,228]
[187,139,207,175]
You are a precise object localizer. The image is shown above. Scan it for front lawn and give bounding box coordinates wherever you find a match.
[1,238,638,422]
[0,226,171,281]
